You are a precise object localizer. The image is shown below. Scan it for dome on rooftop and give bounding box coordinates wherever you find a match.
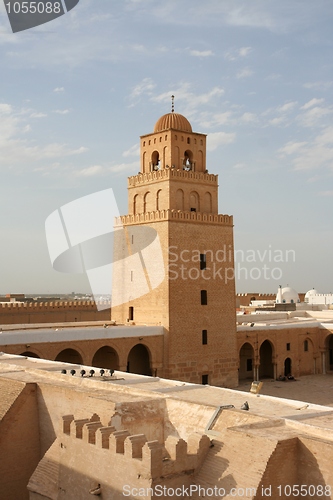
[276,286,300,304]
[154,112,192,133]
[305,288,319,299]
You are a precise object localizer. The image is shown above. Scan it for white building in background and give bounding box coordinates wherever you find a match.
[276,285,300,304]
[304,288,333,306]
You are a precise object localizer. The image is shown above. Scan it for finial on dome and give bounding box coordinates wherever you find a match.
[171,95,174,113]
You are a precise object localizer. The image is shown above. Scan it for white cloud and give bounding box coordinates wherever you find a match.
[123,144,140,157]
[74,165,104,177]
[278,127,333,171]
[53,87,65,93]
[240,112,257,123]
[301,98,325,110]
[277,101,298,113]
[279,141,307,156]
[152,84,224,115]
[319,190,333,196]
[30,112,47,118]
[0,103,87,167]
[297,106,333,127]
[224,46,252,61]
[236,67,253,79]
[303,81,333,91]
[130,77,156,99]
[110,160,140,174]
[198,111,233,129]
[190,50,214,57]
[54,109,70,115]
[207,132,236,151]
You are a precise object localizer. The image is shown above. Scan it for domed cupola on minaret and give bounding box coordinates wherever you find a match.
[140,96,207,174]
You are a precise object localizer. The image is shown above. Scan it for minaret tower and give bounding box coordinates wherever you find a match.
[112,100,238,387]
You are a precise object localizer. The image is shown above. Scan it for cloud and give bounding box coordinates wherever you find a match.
[74,165,104,177]
[278,126,333,171]
[236,67,253,79]
[279,141,307,156]
[54,109,70,115]
[240,112,257,123]
[122,144,140,157]
[53,87,65,93]
[303,81,333,91]
[190,50,214,57]
[30,112,47,118]
[277,101,298,113]
[109,160,140,174]
[207,132,236,151]
[225,46,252,61]
[130,77,156,99]
[319,190,333,196]
[0,102,87,167]
[151,83,225,116]
[301,98,325,110]
[297,105,333,127]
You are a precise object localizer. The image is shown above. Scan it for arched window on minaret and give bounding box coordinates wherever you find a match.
[133,194,138,215]
[197,150,204,171]
[156,190,162,210]
[204,192,212,213]
[142,151,147,172]
[183,150,193,171]
[176,189,184,211]
[144,192,151,213]
[151,151,160,171]
[190,191,200,212]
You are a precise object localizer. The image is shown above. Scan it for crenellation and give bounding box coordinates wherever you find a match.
[115,209,233,227]
[109,430,130,454]
[70,418,90,439]
[62,414,74,435]
[164,436,188,473]
[95,426,116,449]
[124,434,147,459]
[82,421,103,444]
[141,441,163,478]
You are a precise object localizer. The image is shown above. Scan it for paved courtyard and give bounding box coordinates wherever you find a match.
[237,373,333,407]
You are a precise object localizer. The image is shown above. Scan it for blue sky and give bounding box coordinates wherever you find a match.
[0,0,332,295]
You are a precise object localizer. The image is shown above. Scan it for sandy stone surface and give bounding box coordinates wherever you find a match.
[236,374,333,407]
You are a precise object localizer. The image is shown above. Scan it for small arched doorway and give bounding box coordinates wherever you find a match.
[127,344,151,376]
[20,351,40,358]
[284,357,292,376]
[239,343,254,380]
[328,334,333,371]
[92,346,119,370]
[259,340,274,379]
[55,349,83,365]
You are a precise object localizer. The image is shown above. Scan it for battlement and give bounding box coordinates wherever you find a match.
[115,209,233,227]
[0,300,110,310]
[0,300,111,325]
[63,414,210,479]
[128,169,218,187]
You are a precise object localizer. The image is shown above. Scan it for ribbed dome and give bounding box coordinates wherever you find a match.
[154,112,192,133]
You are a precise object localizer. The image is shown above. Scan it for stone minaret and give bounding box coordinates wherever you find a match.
[112,105,238,387]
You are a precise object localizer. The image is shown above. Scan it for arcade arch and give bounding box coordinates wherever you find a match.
[127,344,151,376]
[55,348,83,365]
[259,340,274,379]
[239,342,254,380]
[92,346,119,370]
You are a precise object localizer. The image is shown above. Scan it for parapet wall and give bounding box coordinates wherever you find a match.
[28,413,211,499]
[0,300,111,325]
[128,169,218,186]
[116,209,233,227]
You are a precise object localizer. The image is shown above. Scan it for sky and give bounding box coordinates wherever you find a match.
[0,0,333,296]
